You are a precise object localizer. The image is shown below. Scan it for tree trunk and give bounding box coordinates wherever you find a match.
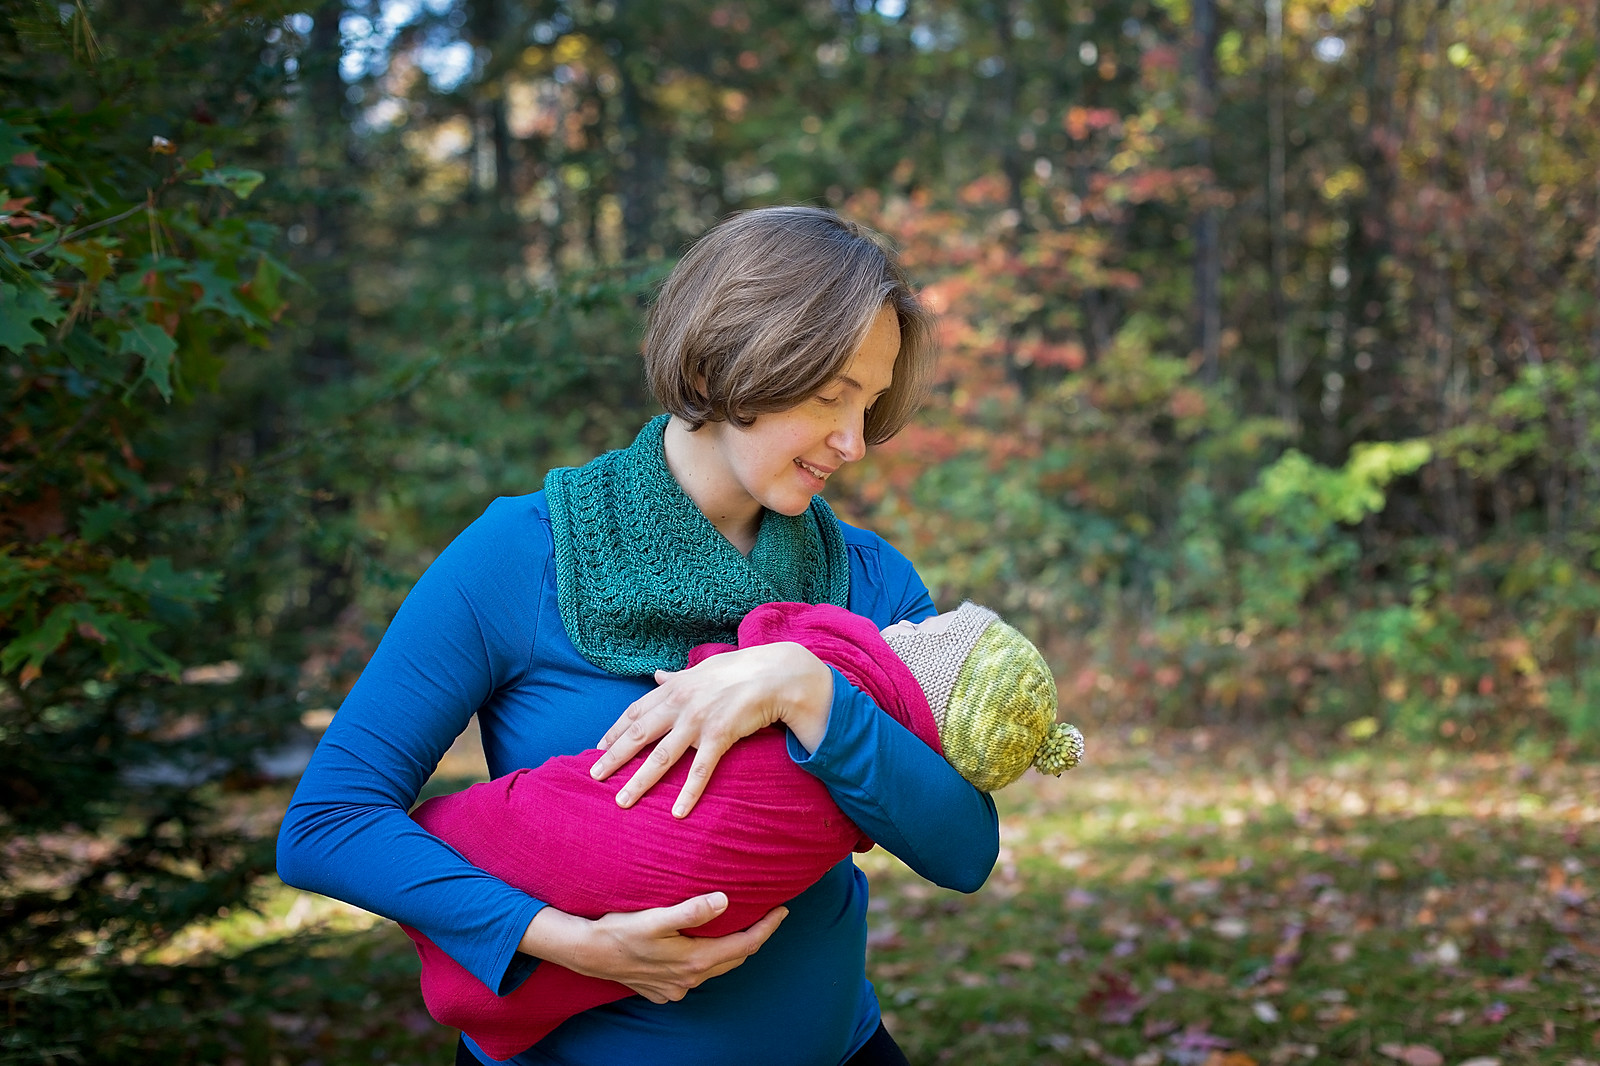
[993,0,1028,223]
[1191,0,1222,383]
[294,0,357,628]
[1266,0,1298,430]
[617,60,666,260]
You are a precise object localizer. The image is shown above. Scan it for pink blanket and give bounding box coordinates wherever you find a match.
[403,602,941,1059]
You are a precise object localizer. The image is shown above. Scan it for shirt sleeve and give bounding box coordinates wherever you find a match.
[786,533,1000,893]
[274,499,548,995]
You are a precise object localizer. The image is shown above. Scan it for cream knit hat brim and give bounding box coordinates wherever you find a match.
[880,603,999,736]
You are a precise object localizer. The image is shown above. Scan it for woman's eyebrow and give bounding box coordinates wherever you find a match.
[835,374,891,397]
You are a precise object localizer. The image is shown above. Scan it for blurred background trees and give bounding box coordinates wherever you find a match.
[3,0,1598,1057]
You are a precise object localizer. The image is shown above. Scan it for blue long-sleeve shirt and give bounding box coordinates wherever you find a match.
[276,492,999,1065]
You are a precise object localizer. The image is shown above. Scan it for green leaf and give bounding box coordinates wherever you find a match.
[246,253,285,315]
[96,610,181,679]
[175,313,226,393]
[186,148,216,172]
[1,601,75,677]
[0,279,67,353]
[2,596,183,681]
[0,118,38,164]
[0,548,41,616]
[175,259,247,318]
[106,557,221,606]
[79,502,131,544]
[117,321,178,401]
[189,165,265,200]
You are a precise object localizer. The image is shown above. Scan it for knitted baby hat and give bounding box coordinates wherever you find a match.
[883,603,1084,791]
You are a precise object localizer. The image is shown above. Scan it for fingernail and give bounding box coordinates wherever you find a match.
[617,791,631,807]
[590,762,605,778]
[672,803,687,818]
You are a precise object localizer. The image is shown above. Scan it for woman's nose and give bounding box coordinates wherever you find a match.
[831,410,867,463]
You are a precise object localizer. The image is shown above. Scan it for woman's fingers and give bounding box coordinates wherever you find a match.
[597,670,678,751]
[722,903,789,954]
[526,895,789,1005]
[669,742,727,819]
[664,897,790,978]
[608,894,789,1002]
[614,727,696,808]
[657,890,728,930]
[594,705,640,755]
[591,688,674,781]
[595,648,822,803]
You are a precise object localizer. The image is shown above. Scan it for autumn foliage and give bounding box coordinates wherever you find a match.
[3,0,1600,1058]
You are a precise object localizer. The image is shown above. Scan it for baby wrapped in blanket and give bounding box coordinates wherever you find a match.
[404,601,1084,1059]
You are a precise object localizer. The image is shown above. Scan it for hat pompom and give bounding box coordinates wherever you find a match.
[1033,722,1084,776]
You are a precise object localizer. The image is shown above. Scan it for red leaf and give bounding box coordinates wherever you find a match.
[1078,970,1144,1024]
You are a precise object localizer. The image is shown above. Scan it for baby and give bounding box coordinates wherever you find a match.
[405,601,1083,1059]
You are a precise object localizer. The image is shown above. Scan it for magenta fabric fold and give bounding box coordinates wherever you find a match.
[402,602,940,1059]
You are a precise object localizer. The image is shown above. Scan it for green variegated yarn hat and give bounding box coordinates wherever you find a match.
[882,603,1084,792]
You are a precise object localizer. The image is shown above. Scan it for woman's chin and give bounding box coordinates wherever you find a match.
[763,493,817,517]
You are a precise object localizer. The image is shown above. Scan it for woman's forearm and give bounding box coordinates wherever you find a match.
[792,671,1000,893]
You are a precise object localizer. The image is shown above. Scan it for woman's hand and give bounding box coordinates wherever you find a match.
[590,641,834,817]
[519,893,789,1004]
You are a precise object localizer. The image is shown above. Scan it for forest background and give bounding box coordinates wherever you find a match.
[2,0,1598,1061]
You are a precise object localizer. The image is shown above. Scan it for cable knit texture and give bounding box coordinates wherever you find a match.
[946,620,1067,791]
[885,604,1084,792]
[544,415,851,675]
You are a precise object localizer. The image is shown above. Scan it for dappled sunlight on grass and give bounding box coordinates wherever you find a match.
[142,877,383,968]
[857,731,1600,1066]
[29,729,1595,1065]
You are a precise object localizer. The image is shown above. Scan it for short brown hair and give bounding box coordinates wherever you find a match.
[643,206,936,445]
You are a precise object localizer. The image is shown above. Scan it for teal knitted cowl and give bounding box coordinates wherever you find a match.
[544,415,851,676]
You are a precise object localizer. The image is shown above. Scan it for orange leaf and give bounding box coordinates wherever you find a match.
[1203,1054,1258,1066]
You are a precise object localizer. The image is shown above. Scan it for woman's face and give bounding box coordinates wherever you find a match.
[696,304,900,524]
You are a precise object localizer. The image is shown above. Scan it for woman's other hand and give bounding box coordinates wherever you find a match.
[520,893,789,1004]
[590,641,833,817]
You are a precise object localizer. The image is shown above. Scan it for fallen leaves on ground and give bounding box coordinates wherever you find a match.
[861,727,1600,1065]
[1378,1043,1444,1066]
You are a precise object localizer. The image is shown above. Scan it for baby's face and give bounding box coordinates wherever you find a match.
[880,610,961,639]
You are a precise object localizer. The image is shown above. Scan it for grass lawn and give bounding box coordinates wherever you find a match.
[860,729,1600,1066]
[23,729,1597,1066]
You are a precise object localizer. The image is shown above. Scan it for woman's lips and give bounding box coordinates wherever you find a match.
[795,458,832,483]
[793,457,832,486]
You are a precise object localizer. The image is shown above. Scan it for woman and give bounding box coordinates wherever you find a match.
[276,206,1000,1066]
